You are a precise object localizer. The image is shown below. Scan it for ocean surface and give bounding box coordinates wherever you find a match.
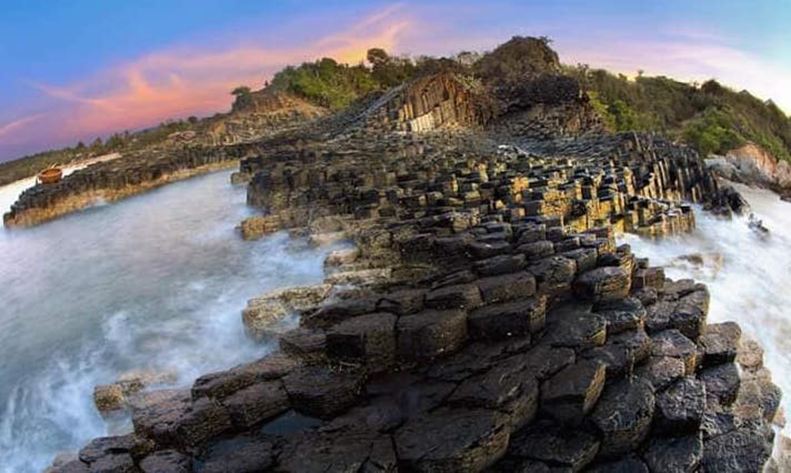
[0,169,334,472]
[622,183,791,436]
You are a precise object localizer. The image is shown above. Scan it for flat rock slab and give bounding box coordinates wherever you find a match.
[586,457,649,473]
[449,357,539,430]
[642,433,703,473]
[635,356,686,391]
[397,309,468,360]
[326,312,397,370]
[278,429,397,472]
[582,328,651,379]
[191,353,300,400]
[701,427,773,473]
[541,359,606,425]
[592,297,647,334]
[468,297,545,339]
[139,449,191,473]
[654,377,705,434]
[394,408,509,472]
[477,272,536,304]
[527,256,577,296]
[507,419,600,472]
[131,390,231,448]
[376,288,425,315]
[699,321,741,367]
[573,266,631,302]
[700,362,741,406]
[282,367,366,419]
[220,380,289,429]
[544,302,606,350]
[650,329,697,374]
[474,253,526,276]
[590,377,655,457]
[425,283,482,310]
[200,436,276,473]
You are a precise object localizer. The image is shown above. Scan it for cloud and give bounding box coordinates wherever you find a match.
[559,29,791,113]
[3,4,412,159]
[0,114,45,141]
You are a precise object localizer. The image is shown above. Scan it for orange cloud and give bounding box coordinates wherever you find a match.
[28,4,413,142]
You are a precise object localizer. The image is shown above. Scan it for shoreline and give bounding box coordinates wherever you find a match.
[3,160,238,228]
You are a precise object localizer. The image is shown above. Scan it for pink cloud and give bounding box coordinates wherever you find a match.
[1,5,412,158]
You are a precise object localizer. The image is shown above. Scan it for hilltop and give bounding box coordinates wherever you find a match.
[2,35,789,192]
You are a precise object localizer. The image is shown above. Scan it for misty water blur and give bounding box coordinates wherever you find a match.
[0,170,334,472]
[622,183,791,435]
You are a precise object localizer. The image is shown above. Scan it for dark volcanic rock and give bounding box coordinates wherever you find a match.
[425,283,482,310]
[282,366,366,419]
[476,272,536,304]
[654,377,705,434]
[201,435,277,473]
[635,356,686,391]
[139,449,191,473]
[326,312,397,370]
[650,329,697,374]
[589,377,655,457]
[394,408,509,472]
[467,296,546,339]
[592,297,646,334]
[397,309,468,360]
[586,457,649,473]
[642,433,703,473]
[544,302,606,350]
[701,427,773,473]
[278,429,397,472]
[220,380,289,429]
[540,359,606,424]
[699,321,741,367]
[573,266,631,302]
[700,362,741,406]
[507,419,600,472]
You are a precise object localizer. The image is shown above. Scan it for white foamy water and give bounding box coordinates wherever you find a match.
[0,169,335,472]
[621,183,791,434]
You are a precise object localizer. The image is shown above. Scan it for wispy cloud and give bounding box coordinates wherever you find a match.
[3,4,412,159]
[0,114,45,141]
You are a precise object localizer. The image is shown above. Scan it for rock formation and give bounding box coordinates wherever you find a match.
[37,37,780,472]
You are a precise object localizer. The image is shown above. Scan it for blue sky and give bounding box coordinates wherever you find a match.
[1,0,789,161]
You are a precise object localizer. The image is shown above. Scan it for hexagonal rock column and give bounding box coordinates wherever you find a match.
[220,380,290,429]
[507,419,600,472]
[589,377,655,457]
[654,377,705,434]
[642,433,704,473]
[573,266,631,302]
[540,359,606,425]
[278,429,397,472]
[467,296,546,340]
[396,309,468,360]
[326,312,397,370]
[282,366,366,419]
[394,408,509,472]
[449,356,540,430]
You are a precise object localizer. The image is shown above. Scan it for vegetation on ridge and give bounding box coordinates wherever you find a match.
[568,66,791,161]
[3,35,791,186]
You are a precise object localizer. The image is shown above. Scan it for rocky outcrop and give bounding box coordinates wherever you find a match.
[706,142,791,198]
[52,216,781,473]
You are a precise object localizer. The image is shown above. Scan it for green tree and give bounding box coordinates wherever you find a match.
[231,86,253,111]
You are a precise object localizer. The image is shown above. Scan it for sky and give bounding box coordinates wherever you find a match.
[1,0,790,162]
